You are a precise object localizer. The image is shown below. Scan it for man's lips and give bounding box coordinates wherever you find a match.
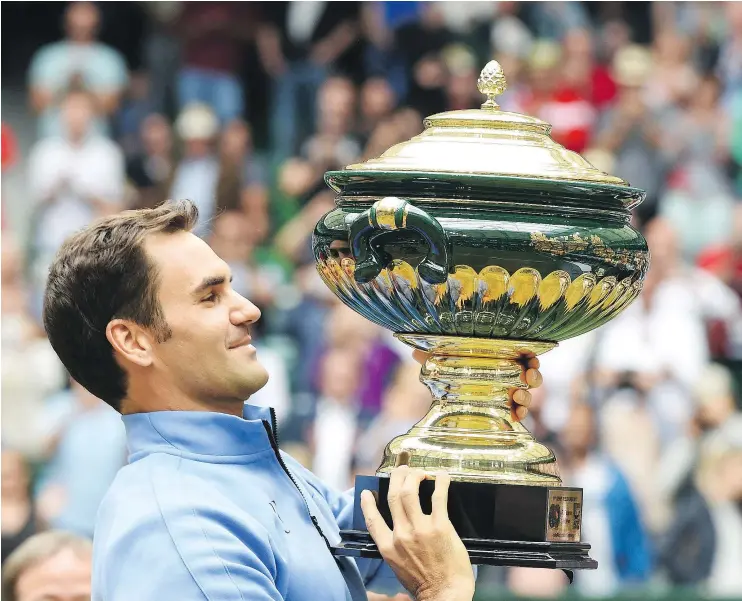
[228,334,252,349]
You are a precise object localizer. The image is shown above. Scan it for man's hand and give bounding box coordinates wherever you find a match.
[361,467,475,601]
[411,350,543,422]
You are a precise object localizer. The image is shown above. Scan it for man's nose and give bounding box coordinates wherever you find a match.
[230,294,261,325]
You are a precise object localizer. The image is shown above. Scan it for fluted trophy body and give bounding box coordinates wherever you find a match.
[313,61,648,569]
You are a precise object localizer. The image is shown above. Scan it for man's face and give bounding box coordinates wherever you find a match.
[65,2,99,42]
[14,548,91,601]
[144,231,268,405]
[62,94,94,140]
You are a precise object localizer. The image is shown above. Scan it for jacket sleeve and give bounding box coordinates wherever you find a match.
[93,463,286,601]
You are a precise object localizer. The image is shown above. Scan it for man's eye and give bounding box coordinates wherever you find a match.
[201,293,218,303]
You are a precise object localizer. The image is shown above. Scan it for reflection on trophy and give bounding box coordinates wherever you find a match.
[313,61,649,570]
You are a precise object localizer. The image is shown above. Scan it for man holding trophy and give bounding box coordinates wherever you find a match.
[42,61,646,599]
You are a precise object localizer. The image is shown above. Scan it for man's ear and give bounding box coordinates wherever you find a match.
[106,319,154,368]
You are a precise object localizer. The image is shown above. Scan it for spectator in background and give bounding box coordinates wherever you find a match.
[358,3,409,101]
[658,74,736,262]
[559,403,652,597]
[311,347,363,490]
[126,113,175,210]
[594,44,668,222]
[658,363,742,512]
[215,119,269,243]
[258,1,361,160]
[140,1,182,117]
[2,531,92,601]
[114,70,154,157]
[593,218,709,445]
[1,451,40,565]
[692,426,742,597]
[176,2,257,124]
[27,89,125,320]
[169,103,220,237]
[34,381,126,540]
[396,3,453,117]
[1,236,66,459]
[441,45,480,111]
[301,76,362,170]
[358,77,397,147]
[531,34,598,153]
[645,29,699,112]
[28,1,128,139]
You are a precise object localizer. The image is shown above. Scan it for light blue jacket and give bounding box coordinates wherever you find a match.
[91,404,403,600]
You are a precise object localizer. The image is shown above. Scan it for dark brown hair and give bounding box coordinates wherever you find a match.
[43,200,198,411]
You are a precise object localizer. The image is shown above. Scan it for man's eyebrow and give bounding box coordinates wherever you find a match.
[191,274,233,296]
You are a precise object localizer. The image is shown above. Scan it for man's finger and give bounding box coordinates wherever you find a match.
[525,368,543,388]
[387,465,410,529]
[508,388,530,421]
[411,349,430,365]
[527,357,540,370]
[361,489,393,550]
[400,468,427,526]
[431,471,451,523]
[513,388,531,408]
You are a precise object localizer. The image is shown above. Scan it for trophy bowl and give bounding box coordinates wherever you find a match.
[312,61,649,570]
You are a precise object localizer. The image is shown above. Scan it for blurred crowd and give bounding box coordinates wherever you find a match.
[2,1,742,599]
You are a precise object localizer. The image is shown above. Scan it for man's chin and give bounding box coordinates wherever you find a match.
[240,368,270,398]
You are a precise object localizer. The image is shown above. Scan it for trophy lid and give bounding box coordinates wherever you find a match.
[334,60,629,189]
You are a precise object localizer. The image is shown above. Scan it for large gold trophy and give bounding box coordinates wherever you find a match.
[312,62,649,569]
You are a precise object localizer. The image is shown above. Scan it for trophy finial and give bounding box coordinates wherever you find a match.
[477,60,507,110]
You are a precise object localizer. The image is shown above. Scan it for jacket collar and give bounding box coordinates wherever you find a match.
[123,404,275,463]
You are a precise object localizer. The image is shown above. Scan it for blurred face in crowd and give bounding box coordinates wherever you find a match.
[562,28,594,61]
[62,92,95,142]
[1,450,30,500]
[644,218,679,276]
[693,76,721,111]
[13,547,92,601]
[220,120,251,160]
[319,347,361,404]
[654,30,690,65]
[208,211,254,264]
[65,1,99,43]
[141,114,172,156]
[126,231,268,411]
[559,403,596,457]
[318,77,356,133]
[361,78,395,123]
[382,362,431,421]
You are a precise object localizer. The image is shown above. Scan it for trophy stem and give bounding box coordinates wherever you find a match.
[377,335,562,486]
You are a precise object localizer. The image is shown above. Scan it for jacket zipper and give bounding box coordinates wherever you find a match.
[264,408,342,568]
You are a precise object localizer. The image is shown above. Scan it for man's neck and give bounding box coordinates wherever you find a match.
[121,376,246,418]
[121,394,245,418]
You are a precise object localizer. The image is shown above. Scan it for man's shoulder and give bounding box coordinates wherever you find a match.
[97,454,270,539]
[93,455,281,599]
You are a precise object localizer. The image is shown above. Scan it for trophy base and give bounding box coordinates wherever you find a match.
[333,530,595,572]
[333,476,597,571]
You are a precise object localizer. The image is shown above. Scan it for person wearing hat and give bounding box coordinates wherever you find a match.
[169,103,221,237]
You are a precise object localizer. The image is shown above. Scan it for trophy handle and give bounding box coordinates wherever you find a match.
[349,197,449,284]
